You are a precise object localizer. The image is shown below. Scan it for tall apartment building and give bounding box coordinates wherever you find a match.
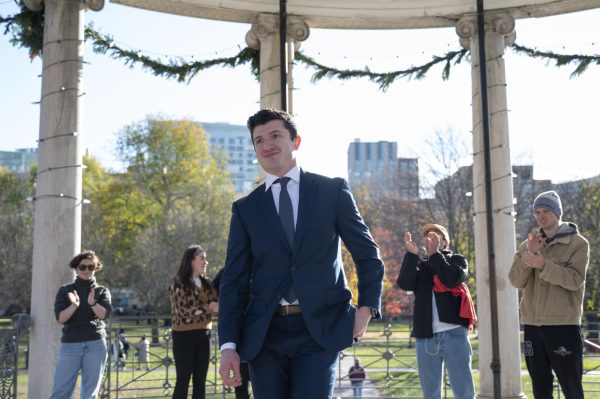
[397,157,419,201]
[0,148,37,175]
[203,122,259,194]
[347,139,419,201]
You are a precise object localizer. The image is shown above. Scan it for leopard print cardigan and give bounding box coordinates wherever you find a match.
[169,276,218,331]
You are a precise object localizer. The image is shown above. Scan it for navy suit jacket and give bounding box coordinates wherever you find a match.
[218,169,384,361]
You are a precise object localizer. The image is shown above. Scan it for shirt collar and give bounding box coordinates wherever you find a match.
[265,165,301,191]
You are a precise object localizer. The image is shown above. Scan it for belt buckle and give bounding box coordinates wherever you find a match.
[279,304,297,316]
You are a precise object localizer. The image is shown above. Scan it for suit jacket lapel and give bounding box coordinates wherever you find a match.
[294,170,318,253]
[257,184,293,252]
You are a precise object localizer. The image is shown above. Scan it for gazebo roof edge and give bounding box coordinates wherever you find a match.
[110,0,600,29]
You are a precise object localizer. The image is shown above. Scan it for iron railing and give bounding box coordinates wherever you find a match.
[3,312,600,398]
[0,314,30,399]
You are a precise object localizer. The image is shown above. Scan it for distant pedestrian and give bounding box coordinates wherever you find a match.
[135,335,150,371]
[348,358,366,398]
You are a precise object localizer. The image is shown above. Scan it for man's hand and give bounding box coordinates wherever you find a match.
[404,232,418,254]
[353,306,372,339]
[527,232,543,254]
[219,349,242,387]
[524,251,545,269]
[425,231,441,256]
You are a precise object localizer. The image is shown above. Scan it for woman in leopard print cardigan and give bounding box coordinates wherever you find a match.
[169,245,218,399]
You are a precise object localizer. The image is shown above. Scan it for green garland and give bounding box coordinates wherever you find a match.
[511,43,600,78]
[2,3,599,89]
[85,27,260,82]
[296,50,469,91]
[1,0,43,58]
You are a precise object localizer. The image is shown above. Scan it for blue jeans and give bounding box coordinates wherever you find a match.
[49,338,108,399]
[352,382,363,398]
[415,326,474,399]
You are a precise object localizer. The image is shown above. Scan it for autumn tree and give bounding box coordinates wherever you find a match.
[0,167,34,313]
[81,117,234,315]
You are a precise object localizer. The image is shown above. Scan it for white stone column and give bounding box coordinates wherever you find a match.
[246,13,309,112]
[23,0,103,398]
[456,13,525,399]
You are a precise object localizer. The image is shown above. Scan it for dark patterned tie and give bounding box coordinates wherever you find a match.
[275,177,295,248]
[275,177,296,302]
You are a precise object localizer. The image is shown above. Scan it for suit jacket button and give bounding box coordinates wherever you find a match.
[291,266,296,271]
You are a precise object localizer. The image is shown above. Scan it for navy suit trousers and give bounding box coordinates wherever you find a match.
[248,314,339,399]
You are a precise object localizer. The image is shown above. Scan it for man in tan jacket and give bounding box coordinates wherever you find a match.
[509,190,589,399]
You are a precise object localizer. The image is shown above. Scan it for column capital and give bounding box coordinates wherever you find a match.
[246,13,310,50]
[23,0,105,12]
[456,12,515,49]
[23,0,43,11]
[84,0,105,11]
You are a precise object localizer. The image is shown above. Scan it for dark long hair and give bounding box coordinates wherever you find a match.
[175,244,210,292]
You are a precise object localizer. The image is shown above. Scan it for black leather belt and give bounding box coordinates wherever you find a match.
[276,304,302,316]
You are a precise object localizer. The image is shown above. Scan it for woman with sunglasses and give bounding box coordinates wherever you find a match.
[169,245,218,399]
[49,250,112,399]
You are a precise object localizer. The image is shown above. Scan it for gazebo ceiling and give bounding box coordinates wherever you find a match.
[111,0,600,29]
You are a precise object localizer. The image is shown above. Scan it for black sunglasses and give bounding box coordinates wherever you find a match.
[78,264,96,272]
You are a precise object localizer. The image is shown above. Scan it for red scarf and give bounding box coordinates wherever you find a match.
[433,275,477,330]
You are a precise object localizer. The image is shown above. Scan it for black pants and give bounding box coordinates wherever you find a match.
[172,329,211,399]
[235,361,251,399]
[523,325,583,399]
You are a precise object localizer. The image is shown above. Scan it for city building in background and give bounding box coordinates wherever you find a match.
[347,139,419,201]
[397,157,419,201]
[202,122,259,194]
[0,148,37,176]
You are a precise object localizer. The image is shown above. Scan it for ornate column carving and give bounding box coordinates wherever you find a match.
[456,13,515,50]
[456,12,524,399]
[245,13,310,112]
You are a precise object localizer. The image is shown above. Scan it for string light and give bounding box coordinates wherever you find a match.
[471,143,510,156]
[43,38,83,47]
[37,132,78,143]
[37,164,87,177]
[26,194,91,206]
[42,58,89,72]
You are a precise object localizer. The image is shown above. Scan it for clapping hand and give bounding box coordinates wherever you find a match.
[425,231,441,256]
[68,291,80,307]
[404,232,418,254]
[87,287,96,306]
[527,232,543,254]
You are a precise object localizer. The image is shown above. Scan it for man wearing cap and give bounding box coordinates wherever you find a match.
[509,190,589,399]
[397,224,476,399]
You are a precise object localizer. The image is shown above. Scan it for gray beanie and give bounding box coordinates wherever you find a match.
[533,190,562,220]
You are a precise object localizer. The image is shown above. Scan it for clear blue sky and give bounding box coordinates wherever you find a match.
[1,2,599,183]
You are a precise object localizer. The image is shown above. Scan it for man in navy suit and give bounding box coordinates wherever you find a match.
[218,109,384,398]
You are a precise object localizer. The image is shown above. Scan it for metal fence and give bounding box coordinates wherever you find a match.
[3,313,600,398]
[0,315,30,399]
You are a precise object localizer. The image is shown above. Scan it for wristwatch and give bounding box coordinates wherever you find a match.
[369,307,379,319]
